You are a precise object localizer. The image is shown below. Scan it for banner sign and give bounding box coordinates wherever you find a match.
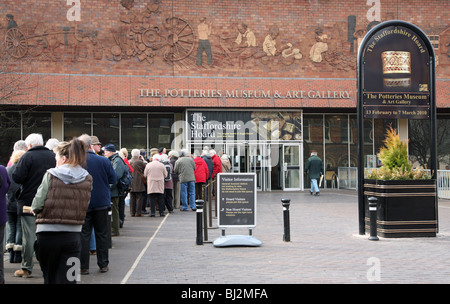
[217,173,257,228]
[360,24,432,119]
[187,110,302,142]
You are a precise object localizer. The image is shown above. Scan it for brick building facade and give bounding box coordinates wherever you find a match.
[0,0,449,190]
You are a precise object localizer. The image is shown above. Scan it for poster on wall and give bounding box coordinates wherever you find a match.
[361,24,432,120]
[187,111,302,142]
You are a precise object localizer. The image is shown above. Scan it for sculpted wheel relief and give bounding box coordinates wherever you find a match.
[0,1,448,77]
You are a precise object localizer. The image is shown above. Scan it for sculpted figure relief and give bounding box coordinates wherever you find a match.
[2,3,447,76]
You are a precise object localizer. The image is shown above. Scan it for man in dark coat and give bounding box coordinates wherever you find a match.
[12,133,56,278]
[201,150,213,181]
[78,134,117,275]
[304,150,324,196]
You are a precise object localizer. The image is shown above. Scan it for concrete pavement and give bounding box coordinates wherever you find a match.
[4,189,450,285]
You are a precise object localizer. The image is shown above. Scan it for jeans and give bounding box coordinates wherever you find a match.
[180,181,196,210]
[7,211,22,246]
[310,178,319,193]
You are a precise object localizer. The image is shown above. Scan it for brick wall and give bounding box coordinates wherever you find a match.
[0,0,448,108]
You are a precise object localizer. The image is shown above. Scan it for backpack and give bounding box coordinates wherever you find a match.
[163,162,172,182]
[118,158,133,192]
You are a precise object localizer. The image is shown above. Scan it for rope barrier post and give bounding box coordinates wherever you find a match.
[196,200,204,245]
[208,179,213,225]
[202,185,208,241]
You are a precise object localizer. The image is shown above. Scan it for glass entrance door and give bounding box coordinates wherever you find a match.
[226,143,268,191]
[282,144,302,191]
[224,143,302,191]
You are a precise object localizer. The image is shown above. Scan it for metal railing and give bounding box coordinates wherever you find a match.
[334,167,450,199]
[200,178,217,242]
[437,170,450,199]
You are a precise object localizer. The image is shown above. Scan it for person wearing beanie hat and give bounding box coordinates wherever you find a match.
[104,144,116,153]
[104,144,125,236]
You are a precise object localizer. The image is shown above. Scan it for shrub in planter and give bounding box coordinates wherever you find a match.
[364,126,437,238]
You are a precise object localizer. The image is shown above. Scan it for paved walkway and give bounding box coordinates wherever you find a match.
[4,189,450,285]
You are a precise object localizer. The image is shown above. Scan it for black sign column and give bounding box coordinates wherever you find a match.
[357,20,437,235]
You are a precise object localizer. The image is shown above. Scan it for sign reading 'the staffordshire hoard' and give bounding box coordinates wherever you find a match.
[360,24,433,119]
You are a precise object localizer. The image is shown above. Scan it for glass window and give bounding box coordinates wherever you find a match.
[23,112,52,141]
[349,115,358,167]
[121,114,147,153]
[325,115,348,171]
[0,112,21,166]
[93,113,120,148]
[64,113,92,141]
[303,115,323,189]
[148,114,174,152]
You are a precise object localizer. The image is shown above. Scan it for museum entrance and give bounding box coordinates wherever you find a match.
[219,142,303,191]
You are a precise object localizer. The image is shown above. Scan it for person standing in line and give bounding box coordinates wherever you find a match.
[201,150,213,182]
[139,149,150,214]
[6,140,26,167]
[168,150,180,209]
[221,154,231,173]
[30,139,92,284]
[5,150,25,264]
[174,149,197,211]
[0,165,11,284]
[160,153,174,214]
[118,148,133,228]
[304,150,324,196]
[78,134,117,275]
[129,148,146,217]
[45,138,60,151]
[12,133,56,278]
[209,149,222,199]
[194,151,209,200]
[144,154,167,217]
[209,149,222,179]
[103,144,125,236]
[90,136,103,155]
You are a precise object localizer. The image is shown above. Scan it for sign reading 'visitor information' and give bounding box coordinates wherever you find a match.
[217,173,257,228]
[361,25,431,119]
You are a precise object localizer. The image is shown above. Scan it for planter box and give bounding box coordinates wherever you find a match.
[364,179,438,238]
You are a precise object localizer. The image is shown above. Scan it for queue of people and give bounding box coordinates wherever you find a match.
[0,133,231,284]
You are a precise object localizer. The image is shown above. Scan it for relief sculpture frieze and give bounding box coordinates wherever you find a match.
[0,0,448,77]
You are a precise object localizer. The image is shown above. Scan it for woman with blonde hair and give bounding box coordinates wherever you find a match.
[30,138,93,284]
[5,150,26,264]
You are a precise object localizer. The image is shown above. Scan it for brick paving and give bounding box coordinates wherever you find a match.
[4,189,450,285]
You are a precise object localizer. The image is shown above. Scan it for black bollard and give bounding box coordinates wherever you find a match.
[281,198,291,242]
[196,200,204,245]
[368,197,379,241]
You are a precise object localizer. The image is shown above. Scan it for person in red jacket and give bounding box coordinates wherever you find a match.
[194,151,209,200]
[209,149,222,200]
[209,149,222,179]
